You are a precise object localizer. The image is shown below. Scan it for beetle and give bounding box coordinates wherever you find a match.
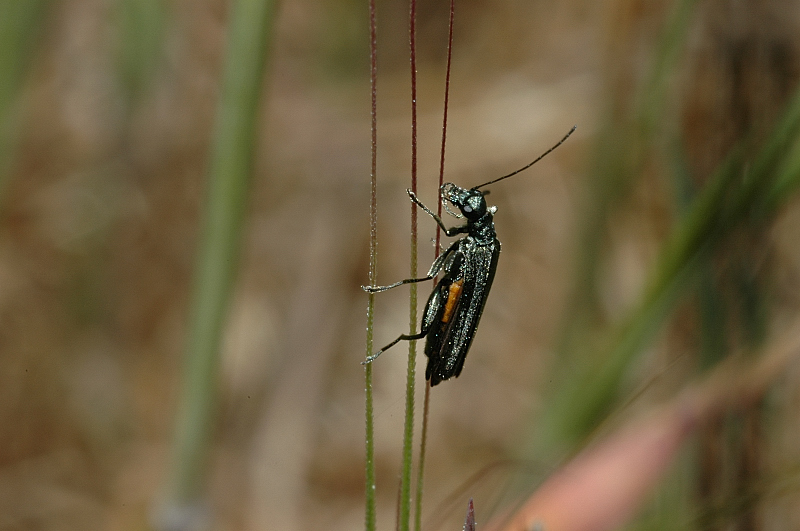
[364,125,576,386]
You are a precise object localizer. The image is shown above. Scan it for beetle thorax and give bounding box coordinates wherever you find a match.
[468,210,496,243]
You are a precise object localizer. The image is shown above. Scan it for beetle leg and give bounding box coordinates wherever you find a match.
[362,275,434,293]
[363,329,428,364]
[425,240,458,276]
[406,189,467,236]
[442,199,463,220]
[362,241,459,293]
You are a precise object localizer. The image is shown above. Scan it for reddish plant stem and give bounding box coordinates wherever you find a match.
[399,0,419,529]
[416,2,456,529]
[364,0,378,528]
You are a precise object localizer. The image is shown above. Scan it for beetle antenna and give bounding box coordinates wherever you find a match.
[473,125,576,190]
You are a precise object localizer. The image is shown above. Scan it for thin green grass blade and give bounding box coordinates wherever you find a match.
[539,0,700,458]
[399,0,420,529]
[115,0,165,104]
[540,78,800,454]
[555,0,698,361]
[0,0,49,212]
[364,0,379,528]
[159,0,277,522]
[414,384,430,531]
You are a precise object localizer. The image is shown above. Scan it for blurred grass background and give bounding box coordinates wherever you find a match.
[3,0,800,530]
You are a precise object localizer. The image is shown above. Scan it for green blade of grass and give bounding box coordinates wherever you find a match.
[115,0,165,104]
[539,78,800,455]
[364,0,379,528]
[555,0,698,361]
[0,0,49,211]
[159,0,277,521]
[399,0,420,529]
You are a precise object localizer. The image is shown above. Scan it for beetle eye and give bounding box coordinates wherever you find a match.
[463,205,472,213]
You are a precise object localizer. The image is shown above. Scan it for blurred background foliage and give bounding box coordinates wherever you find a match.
[2,0,800,530]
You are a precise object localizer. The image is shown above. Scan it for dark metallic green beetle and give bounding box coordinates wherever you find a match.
[365,126,575,385]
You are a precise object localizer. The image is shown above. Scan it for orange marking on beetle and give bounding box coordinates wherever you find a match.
[441,279,464,323]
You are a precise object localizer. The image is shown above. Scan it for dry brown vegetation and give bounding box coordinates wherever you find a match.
[3,1,800,530]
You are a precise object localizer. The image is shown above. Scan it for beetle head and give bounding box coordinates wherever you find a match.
[441,182,487,221]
